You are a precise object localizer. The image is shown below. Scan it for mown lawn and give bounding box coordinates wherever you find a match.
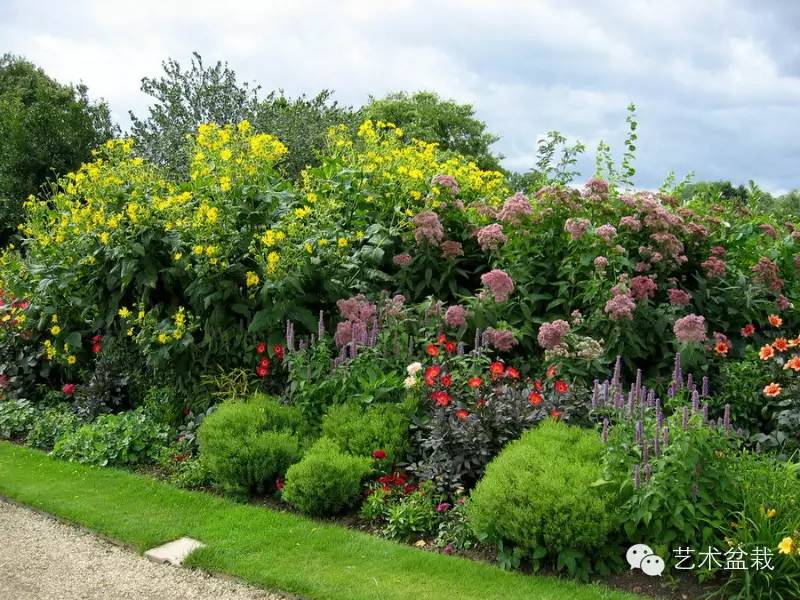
[0,441,641,600]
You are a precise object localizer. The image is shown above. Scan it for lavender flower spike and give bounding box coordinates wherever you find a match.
[602,418,609,444]
[723,404,731,431]
[702,376,710,397]
[612,355,622,388]
[318,310,325,339]
[662,426,670,446]
[633,464,641,489]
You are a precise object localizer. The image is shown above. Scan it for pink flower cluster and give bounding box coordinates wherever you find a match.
[444,304,467,328]
[595,224,617,243]
[594,256,609,271]
[480,269,515,302]
[537,319,570,350]
[759,223,777,238]
[431,174,460,195]
[440,240,464,259]
[604,283,636,321]
[751,257,783,291]
[673,314,707,343]
[484,327,517,352]
[497,192,532,224]
[476,223,507,252]
[619,216,642,232]
[334,294,377,347]
[630,275,657,301]
[668,288,691,307]
[582,177,609,201]
[701,256,727,279]
[413,211,444,246]
[564,218,591,241]
[392,253,412,267]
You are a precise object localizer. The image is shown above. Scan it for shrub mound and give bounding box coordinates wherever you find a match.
[282,437,372,516]
[321,401,411,463]
[198,394,303,494]
[468,419,619,559]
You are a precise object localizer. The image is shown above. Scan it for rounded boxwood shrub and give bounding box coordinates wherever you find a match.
[321,400,412,463]
[282,437,372,516]
[468,419,619,560]
[197,394,303,494]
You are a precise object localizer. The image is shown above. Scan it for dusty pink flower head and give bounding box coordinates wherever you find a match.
[444,304,467,328]
[759,223,777,238]
[476,223,507,252]
[392,253,412,267]
[619,216,642,232]
[604,290,636,321]
[673,314,707,343]
[595,224,617,243]
[564,218,591,241]
[751,257,783,291]
[701,256,726,279]
[635,261,650,273]
[413,211,444,246]
[710,246,727,257]
[630,275,657,301]
[650,232,684,257]
[480,269,515,302]
[585,177,609,196]
[337,294,376,323]
[485,327,517,352]
[594,256,609,271]
[440,240,464,259]
[668,288,691,306]
[384,294,406,317]
[498,192,532,224]
[537,320,570,350]
[776,295,791,311]
[431,174,460,195]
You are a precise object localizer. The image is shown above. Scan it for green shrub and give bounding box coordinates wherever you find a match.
[714,358,770,436]
[52,408,172,467]
[321,400,412,462]
[197,394,303,494]
[282,437,372,516]
[0,399,37,440]
[26,404,78,450]
[468,419,620,576]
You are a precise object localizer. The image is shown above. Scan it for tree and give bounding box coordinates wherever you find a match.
[361,91,502,171]
[129,52,355,179]
[0,54,115,245]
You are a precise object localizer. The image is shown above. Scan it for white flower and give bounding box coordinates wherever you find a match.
[406,362,423,376]
[404,375,418,389]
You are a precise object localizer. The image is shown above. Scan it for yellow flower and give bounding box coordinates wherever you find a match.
[206,206,219,223]
[157,333,169,344]
[192,245,204,256]
[318,238,329,247]
[51,315,59,324]
[767,508,777,519]
[220,149,232,161]
[778,537,796,555]
[267,251,280,273]
[67,355,77,365]
[237,120,251,133]
[246,271,261,287]
[294,206,311,219]
[174,252,183,261]
[50,325,61,335]
[306,192,318,203]
[337,237,348,248]
[99,232,110,245]
[126,328,134,337]
[137,310,145,322]
[204,245,218,257]
[118,307,131,319]
[219,176,232,191]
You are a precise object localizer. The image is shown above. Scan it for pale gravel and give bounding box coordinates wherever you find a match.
[0,499,288,600]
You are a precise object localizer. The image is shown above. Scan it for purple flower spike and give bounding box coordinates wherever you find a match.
[644,462,651,482]
[457,341,465,356]
[592,380,600,409]
[657,409,664,430]
[702,375,710,397]
[654,432,660,456]
[682,407,689,430]
[723,404,731,431]
[686,372,693,392]
[633,464,641,489]
[318,310,326,339]
[663,426,670,446]
[635,369,642,395]
[692,390,700,412]
[635,420,643,443]
[703,404,709,422]
[612,355,622,388]
[602,418,609,444]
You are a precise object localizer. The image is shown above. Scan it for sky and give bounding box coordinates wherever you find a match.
[1,0,799,192]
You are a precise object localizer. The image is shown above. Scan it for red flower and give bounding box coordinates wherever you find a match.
[768,314,783,328]
[403,484,416,495]
[440,374,453,387]
[489,361,505,376]
[62,383,76,396]
[425,365,441,378]
[444,341,457,354]
[275,478,285,491]
[437,333,447,345]
[273,344,284,360]
[91,342,102,354]
[550,408,563,420]
[714,341,730,356]
[256,342,267,354]
[534,379,543,391]
[182,407,191,417]
[0,374,8,389]
[431,390,452,407]
[92,334,102,344]
[554,380,569,394]
[546,365,558,378]
[259,356,270,368]
[741,324,755,337]
[372,449,386,459]
[773,338,789,352]
[256,365,268,378]
[467,376,482,388]
[528,391,543,406]
[455,409,470,420]
[426,343,440,357]
[506,366,520,380]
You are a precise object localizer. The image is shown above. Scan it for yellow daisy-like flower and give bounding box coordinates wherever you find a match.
[157,333,169,344]
[317,238,329,247]
[174,252,183,261]
[304,242,313,254]
[50,325,61,335]
[99,232,110,245]
[778,537,795,555]
[267,252,280,273]
[126,328,134,337]
[337,238,348,248]
[67,355,77,365]
[246,271,261,287]
[118,307,131,319]
[219,176,232,191]
[767,508,777,519]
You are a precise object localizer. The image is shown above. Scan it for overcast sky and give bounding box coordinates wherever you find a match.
[1,0,798,192]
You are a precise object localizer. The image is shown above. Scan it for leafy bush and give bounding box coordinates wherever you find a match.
[26,403,78,450]
[468,420,620,578]
[0,398,36,439]
[51,408,171,467]
[321,400,412,463]
[282,437,372,516]
[197,394,303,494]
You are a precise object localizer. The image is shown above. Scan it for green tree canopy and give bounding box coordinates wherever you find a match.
[361,91,502,171]
[0,54,115,244]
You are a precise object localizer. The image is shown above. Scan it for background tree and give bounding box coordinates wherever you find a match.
[130,52,355,180]
[0,54,115,245]
[362,91,502,171]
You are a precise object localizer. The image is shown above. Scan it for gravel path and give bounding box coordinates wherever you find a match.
[0,499,288,600]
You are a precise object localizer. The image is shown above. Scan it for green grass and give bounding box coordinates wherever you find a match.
[0,441,641,600]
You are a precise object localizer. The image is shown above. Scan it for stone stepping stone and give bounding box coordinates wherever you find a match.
[145,537,205,566]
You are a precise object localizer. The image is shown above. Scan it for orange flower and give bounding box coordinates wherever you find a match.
[773,338,789,352]
[528,391,543,406]
[784,357,800,372]
[763,383,782,397]
[789,336,800,348]
[715,341,730,356]
[546,365,558,378]
[768,314,783,327]
[467,376,483,388]
[489,361,505,376]
[759,344,775,360]
[549,408,563,420]
[426,343,439,357]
